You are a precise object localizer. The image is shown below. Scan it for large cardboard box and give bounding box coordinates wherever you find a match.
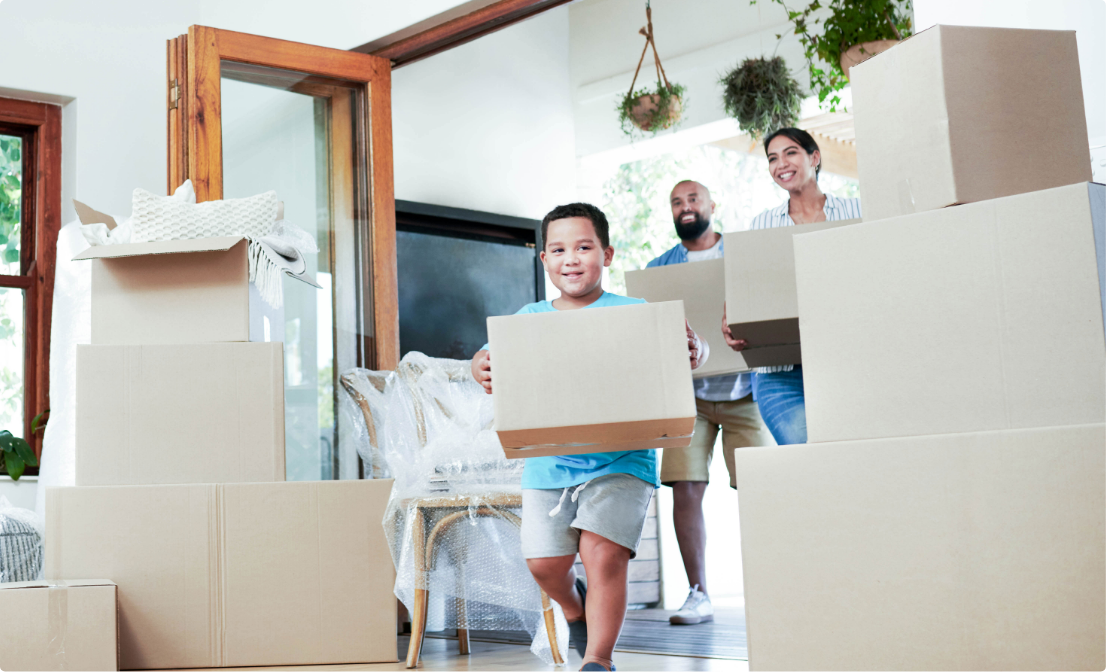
[625,259,750,378]
[0,579,119,671]
[852,25,1091,221]
[723,220,858,368]
[73,236,283,344]
[487,301,696,458]
[794,183,1105,444]
[45,480,397,670]
[76,342,286,485]
[733,424,1106,671]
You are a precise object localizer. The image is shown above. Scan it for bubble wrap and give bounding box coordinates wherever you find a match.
[1,496,42,582]
[341,352,569,665]
[130,186,278,242]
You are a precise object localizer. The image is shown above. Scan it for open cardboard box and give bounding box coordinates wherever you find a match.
[625,258,750,378]
[852,25,1091,221]
[487,301,696,458]
[794,182,1105,444]
[723,219,859,368]
[734,423,1105,671]
[0,579,119,671]
[46,480,398,670]
[76,342,286,486]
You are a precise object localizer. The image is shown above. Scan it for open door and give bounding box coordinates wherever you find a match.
[167,27,396,480]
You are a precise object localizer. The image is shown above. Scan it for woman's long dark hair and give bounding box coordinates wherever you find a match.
[763,127,821,177]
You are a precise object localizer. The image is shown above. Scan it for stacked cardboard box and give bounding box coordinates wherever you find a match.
[733,26,1105,670]
[41,226,398,669]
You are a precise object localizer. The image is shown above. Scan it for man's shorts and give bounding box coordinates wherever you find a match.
[660,394,771,488]
[520,473,654,559]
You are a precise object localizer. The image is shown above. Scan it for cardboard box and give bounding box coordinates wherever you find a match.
[852,25,1091,221]
[72,236,283,345]
[76,342,286,486]
[0,579,119,671]
[487,301,696,458]
[625,259,750,378]
[794,183,1105,444]
[723,220,859,368]
[734,423,1105,671]
[45,480,398,670]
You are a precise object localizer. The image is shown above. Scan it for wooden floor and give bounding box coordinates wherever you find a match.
[173,635,751,671]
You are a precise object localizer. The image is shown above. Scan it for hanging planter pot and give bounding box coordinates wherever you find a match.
[720,56,804,140]
[839,39,900,80]
[616,3,686,137]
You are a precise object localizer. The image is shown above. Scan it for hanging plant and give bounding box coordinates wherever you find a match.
[616,2,686,137]
[720,56,804,140]
[752,0,912,111]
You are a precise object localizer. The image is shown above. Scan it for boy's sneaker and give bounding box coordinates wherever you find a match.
[568,577,589,657]
[581,663,615,671]
[669,585,714,625]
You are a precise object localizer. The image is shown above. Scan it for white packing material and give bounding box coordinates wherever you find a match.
[342,352,570,665]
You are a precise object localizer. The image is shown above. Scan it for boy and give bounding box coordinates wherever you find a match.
[471,203,707,672]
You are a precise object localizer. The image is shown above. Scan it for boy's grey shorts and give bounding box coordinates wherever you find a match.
[521,473,655,559]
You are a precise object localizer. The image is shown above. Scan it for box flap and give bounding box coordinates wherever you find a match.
[73,199,118,230]
[72,236,246,261]
[0,578,116,591]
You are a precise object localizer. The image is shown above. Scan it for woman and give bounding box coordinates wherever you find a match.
[722,127,861,444]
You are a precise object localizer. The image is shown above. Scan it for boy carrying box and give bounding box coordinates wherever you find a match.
[471,203,707,671]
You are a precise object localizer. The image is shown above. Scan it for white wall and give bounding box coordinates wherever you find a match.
[392,7,577,219]
[914,0,1106,182]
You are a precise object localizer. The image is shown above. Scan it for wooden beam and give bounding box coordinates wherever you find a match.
[360,0,573,69]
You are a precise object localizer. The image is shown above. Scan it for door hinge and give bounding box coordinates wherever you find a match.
[168,79,181,110]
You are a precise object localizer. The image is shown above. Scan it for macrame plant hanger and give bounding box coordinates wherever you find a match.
[627,1,672,99]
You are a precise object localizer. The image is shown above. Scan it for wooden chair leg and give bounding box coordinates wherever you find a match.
[541,589,565,665]
[406,507,428,669]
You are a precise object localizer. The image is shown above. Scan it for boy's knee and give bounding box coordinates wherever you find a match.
[580,531,632,567]
[526,556,574,581]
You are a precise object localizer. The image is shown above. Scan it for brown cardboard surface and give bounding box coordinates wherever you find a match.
[625,258,750,378]
[734,424,1106,671]
[74,237,253,344]
[0,580,119,671]
[794,183,1106,444]
[723,220,858,368]
[487,301,696,456]
[76,342,285,486]
[45,480,398,670]
[852,25,1091,221]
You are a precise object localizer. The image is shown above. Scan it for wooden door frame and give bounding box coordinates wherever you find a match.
[167,26,398,369]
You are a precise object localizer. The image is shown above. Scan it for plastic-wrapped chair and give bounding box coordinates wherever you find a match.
[341,353,566,668]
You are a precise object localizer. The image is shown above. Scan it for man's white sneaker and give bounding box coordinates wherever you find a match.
[669,585,714,625]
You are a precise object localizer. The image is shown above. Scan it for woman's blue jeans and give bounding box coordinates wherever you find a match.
[751,366,807,445]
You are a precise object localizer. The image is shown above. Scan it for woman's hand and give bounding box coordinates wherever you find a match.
[687,320,708,370]
[471,350,493,394]
[721,302,748,352]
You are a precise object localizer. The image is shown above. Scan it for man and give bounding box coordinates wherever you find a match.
[646,180,770,625]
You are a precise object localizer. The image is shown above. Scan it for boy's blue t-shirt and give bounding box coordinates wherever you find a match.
[482,292,660,491]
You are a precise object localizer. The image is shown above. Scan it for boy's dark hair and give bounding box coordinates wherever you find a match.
[763,127,822,177]
[540,203,610,249]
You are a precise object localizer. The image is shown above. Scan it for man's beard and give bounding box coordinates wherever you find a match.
[674,211,711,240]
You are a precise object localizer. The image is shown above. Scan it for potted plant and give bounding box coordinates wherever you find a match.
[754,0,913,110]
[0,412,46,481]
[720,56,805,139]
[618,82,687,136]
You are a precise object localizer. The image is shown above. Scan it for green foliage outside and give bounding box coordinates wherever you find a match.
[0,136,22,270]
[753,0,913,111]
[0,137,24,440]
[720,56,805,140]
[318,362,334,431]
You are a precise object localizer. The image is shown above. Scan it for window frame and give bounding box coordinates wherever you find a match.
[0,97,62,462]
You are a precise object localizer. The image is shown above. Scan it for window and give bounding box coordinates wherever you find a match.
[0,97,62,466]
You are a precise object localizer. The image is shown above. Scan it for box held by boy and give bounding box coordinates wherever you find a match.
[488,301,696,458]
[626,259,750,378]
[76,342,285,486]
[0,579,119,671]
[852,25,1091,221]
[46,479,397,670]
[734,423,1105,671]
[723,219,858,368]
[794,182,1105,444]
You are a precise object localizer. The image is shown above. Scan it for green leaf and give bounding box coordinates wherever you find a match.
[31,410,49,435]
[5,451,24,480]
[4,248,18,263]
[12,437,35,467]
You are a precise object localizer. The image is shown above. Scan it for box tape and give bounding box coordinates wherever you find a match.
[47,580,68,664]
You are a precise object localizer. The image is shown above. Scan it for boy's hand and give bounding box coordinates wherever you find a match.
[471,350,493,394]
[721,302,748,352]
[687,320,708,370]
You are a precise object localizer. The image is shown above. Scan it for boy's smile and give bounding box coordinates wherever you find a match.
[540,216,614,308]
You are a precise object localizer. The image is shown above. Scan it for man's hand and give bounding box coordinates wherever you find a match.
[721,302,748,352]
[687,320,708,370]
[471,350,493,394]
